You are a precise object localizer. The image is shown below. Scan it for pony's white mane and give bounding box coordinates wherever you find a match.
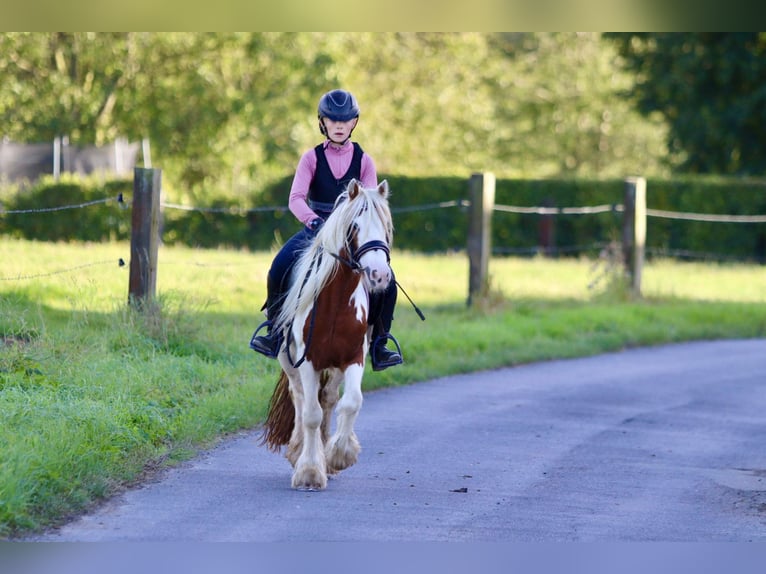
[275,180,393,334]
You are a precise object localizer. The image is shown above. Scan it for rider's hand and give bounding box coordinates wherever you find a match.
[307,218,324,233]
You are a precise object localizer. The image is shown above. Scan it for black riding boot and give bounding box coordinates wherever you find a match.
[370,331,403,371]
[249,275,284,358]
[369,281,403,371]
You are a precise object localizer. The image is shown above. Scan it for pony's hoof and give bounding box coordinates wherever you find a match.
[292,467,327,491]
[326,448,359,474]
[326,434,361,473]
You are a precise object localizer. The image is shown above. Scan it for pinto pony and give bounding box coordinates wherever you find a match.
[259,179,394,490]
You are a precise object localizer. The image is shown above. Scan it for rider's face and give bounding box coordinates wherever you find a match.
[322,117,358,144]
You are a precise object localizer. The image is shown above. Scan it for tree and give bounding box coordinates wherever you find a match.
[1,33,673,202]
[607,32,766,175]
[0,33,134,143]
[0,33,242,193]
[487,32,670,178]
[328,33,499,177]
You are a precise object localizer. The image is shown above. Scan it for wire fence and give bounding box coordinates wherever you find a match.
[4,193,764,222]
[1,192,765,283]
[644,208,766,224]
[0,259,126,282]
[0,194,126,214]
[494,201,766,223]
[494,203,622,216]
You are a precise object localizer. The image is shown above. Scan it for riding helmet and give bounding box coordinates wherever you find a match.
[317,89,360,122]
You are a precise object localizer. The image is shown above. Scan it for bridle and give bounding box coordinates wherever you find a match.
[331,238,391,272]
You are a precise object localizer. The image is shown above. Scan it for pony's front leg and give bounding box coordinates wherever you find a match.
[279,351,305,469]
[285,375,304,469]
[325,363,364,473]
[321,371,343,443]
[291,365,327,490]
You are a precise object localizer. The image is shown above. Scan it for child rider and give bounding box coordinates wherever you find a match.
[249,89,403,371]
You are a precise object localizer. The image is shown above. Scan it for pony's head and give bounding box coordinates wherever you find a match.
[321,179,394,293]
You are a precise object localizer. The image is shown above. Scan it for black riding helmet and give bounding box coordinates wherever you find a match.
[318,89,360,139]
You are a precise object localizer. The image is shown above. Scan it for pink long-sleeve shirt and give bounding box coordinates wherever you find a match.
[288,139,378,226]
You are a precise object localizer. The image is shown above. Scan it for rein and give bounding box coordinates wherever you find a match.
[285,249,323,369]
[342,239,425,322]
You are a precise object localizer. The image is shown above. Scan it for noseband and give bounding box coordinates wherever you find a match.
[353,239,390,265]
[332,239,390,271]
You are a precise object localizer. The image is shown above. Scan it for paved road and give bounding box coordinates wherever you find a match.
[33,339,766,541]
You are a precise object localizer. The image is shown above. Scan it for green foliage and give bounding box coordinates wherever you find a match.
[3,173,765,261]
[0,175,132,241]
[1,32,672,205]
[640,176,766,261]
[607,32,766,175]
[0,33,134,144]
[486,33,670,178]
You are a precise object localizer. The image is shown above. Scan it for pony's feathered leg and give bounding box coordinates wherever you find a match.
[291,364,328,490]
[325,363,364,473]
[285,373,304,469]
[320,371,342,445]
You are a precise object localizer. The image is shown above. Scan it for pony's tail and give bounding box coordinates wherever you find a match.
[258,370,295,452]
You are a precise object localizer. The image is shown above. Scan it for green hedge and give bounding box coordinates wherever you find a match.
[0,178,133,242]
[2,174,765,262]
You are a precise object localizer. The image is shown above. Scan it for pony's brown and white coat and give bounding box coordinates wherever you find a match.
[261,179,394,490]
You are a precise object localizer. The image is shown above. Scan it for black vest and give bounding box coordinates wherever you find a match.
[308,142,364,218]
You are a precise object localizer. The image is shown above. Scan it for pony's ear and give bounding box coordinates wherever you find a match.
[377,180,390,199]
[348,179,361,199]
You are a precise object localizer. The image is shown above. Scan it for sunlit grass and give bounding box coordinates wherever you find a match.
[5,238,764,314]
[640,259,766,302]
[395,249,766,305]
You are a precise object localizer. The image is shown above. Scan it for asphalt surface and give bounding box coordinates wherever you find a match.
[32,339,766,542]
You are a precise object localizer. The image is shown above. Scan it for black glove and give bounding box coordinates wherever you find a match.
[308,218,324,233]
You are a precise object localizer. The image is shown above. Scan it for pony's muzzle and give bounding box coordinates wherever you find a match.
[364,264,391,291]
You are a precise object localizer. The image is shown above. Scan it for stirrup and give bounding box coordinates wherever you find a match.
[370,333,403,371]
[249,320,281,358]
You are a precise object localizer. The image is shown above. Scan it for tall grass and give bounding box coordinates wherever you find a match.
[1,237,765,537]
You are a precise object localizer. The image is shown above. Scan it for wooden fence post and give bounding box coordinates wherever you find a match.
[129,167,162,307]
[539,196,555,256]
[467,172,495,306]
[622,176,646,296]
